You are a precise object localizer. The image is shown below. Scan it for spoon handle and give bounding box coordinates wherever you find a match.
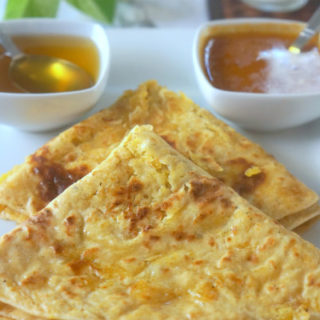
[0,28,21,58]
[290,6,320,53]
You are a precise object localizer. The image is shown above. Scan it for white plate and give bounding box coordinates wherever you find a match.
[0,28,319,247]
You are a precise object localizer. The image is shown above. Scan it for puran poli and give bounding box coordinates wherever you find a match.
[0,126,320,320]
[0,81,318,227]
[0,302,44,320]
[279,203,320,230]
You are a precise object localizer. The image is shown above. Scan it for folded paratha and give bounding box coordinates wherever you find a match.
[0,81,318,228]
[0,125,320,320]
[0,302,42,320]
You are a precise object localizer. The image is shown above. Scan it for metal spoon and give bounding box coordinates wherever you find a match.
[0,29,94,93]
[289,6,320,54]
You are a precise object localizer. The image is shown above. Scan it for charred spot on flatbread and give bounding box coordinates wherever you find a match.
[29,155,89,202]
[223,157,266,195]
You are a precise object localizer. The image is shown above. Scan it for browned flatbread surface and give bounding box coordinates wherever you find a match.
[0,126,319,319]
[0,81,318,227]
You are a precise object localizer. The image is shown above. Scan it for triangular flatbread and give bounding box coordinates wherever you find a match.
[0,125,319,320]
[0,81,318,228]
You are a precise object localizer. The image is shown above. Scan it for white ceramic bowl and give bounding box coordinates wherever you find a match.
[0,19,109,131]
[193,18,320,131]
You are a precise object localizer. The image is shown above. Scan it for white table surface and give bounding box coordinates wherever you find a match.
[0,28,319,246]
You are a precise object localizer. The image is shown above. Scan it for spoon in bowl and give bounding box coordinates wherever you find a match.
[289,6,320,54]
[0,29,94,93]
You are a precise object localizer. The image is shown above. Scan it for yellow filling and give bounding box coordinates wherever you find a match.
[244,166,261,177]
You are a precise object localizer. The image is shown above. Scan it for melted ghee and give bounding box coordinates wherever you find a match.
[0,34,99,93]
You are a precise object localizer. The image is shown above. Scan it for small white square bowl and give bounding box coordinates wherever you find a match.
[0,18,109,131]
[193,18,320,131]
